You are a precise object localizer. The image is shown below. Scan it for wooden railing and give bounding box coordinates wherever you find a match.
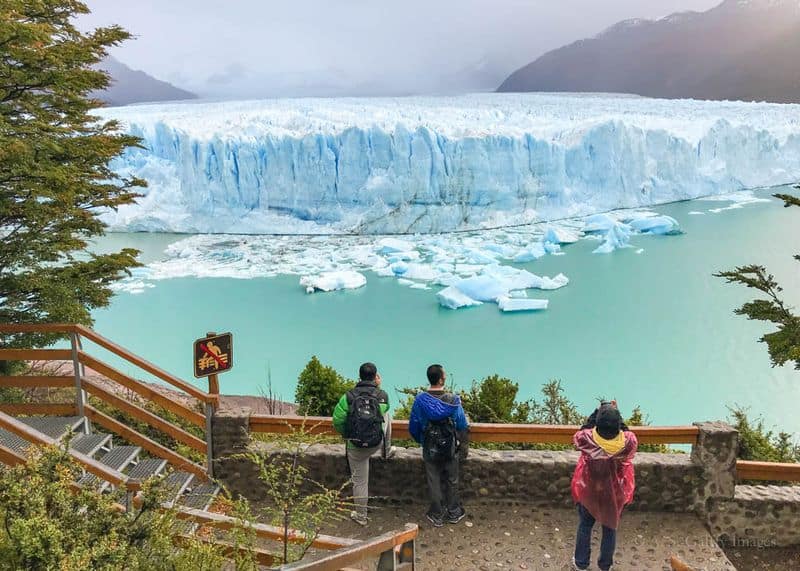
[0,323,215,478]
[249,414,701,445]
[250,414,800,483]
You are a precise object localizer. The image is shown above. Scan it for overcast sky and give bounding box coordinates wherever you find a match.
[81,0,722,99]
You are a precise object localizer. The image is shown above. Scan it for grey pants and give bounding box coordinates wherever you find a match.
[424,457,462,518]
[346,414,392,518]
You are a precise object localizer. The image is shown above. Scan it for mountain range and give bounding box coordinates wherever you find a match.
[498,0,800,103]
[94,56,196,107]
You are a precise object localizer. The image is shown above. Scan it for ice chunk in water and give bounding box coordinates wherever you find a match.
[513,242,546,263]
[583,214,618,233]
[497,297,548,312]
[543,226,581,244]
[437,286,483,309]
[378,237,415,254]
[300,271,366,292]
[453,274,510,302]
[593,222,633,254]
[629,215,681,235]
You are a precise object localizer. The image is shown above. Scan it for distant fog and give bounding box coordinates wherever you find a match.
[81,0,721,99]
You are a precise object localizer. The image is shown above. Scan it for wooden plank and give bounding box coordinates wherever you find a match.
[82,378,207,454]
[85,405,208,481]
[0,349,72,361]
[0,410,139,492]
[79,352,206,429]
[0,442,26,466]
[249,415,700,445]
[0,323,76,334]
[0,376,74,389]
[0,403,77,416]
[736,460,800,482]
[281,524,418,571]
[174,507,358,550]
[75,325,213,404]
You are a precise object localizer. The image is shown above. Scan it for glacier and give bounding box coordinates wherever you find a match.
[95,93,800,235]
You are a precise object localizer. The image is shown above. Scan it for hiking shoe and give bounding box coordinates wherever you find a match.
[425,512,444,527]
[447,507,466,524]
[349,511,368,527]
[572,558,588,571]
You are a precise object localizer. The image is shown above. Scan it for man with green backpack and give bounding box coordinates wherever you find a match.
[333,362,392,526]
[408,364,469,527]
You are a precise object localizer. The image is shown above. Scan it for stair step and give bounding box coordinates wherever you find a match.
[126,458,167,481]
[18,416,84,440]
[69,433,111,458]
[0,427,32,456]
[163,470,194,503]
[180,482,220,511]
[76,445,141,491]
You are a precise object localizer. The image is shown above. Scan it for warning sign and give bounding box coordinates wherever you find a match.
[194,332,233,378]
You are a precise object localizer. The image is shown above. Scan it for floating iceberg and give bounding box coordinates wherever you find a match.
[593,222,633,254]
[437,286,483,310]
[628,215,681,235]
[96,93,800,234]
[497,297,548,312]
[440,265,568,309]
[543,226,581,244]
[300,271,366,293]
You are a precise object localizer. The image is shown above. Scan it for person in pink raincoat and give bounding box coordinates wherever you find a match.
[571,402,638,571]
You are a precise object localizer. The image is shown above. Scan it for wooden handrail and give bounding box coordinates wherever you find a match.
[85,405,208,481]
[249,415,700,445]
[0,403,77,416]
[0,410,140,492]
[0,442,26,466]
[82,378,207,454]
[75,325,213,404]
[173,507,358,550]
[79,352,206,428]
[280,524,418,570]
[0,323,77,334]
[736,460,800,482]
[0,348,73,361]
[0,375,75,389]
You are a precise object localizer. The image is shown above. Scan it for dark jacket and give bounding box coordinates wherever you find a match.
[332,381,389,448]
[408,390,469,446]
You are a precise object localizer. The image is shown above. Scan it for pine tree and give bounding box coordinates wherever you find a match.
[715,190,800,370]
[0,1,144,350]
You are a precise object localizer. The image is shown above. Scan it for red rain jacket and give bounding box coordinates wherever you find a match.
[570,428,638,529]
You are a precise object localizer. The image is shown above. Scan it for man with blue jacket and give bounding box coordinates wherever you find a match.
[409,364,469,527]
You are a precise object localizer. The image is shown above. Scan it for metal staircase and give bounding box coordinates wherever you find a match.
[0,414,219,510]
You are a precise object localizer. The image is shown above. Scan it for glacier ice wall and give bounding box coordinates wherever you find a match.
[96,93,800,234]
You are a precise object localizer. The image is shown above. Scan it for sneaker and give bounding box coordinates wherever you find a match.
[425,512,444,528]
[572,558,588,571]
[349,510,368,527]
[447,507,466,524]
[383,446,397,460]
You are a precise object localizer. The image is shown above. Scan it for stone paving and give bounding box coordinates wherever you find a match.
[325,500,737,571]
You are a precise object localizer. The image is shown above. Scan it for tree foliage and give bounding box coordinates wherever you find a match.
[462,374,532,423]
[715,190,800,370]
[0,0,144,349]
[294,356,354,416]
[0,445,228,570]
[728,406,800,463]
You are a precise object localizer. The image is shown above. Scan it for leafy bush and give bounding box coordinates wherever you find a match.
[294,356,354,417]
[462,375,531,423]
[729,406,800,463]
[529,379,584,425]
[0,445,230,571]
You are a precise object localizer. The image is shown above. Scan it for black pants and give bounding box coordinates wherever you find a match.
[423,457,462,518]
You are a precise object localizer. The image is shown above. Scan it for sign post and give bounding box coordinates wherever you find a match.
[194,331,233,479]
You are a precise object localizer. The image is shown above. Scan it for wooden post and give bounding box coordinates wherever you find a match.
[204,332,219,479]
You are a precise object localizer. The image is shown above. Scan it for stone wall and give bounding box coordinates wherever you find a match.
[217,443,702,513]
[708,485,800,548]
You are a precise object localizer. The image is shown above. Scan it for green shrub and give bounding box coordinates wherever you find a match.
[0,445,233,571]
[294,356,354,417]
[529,379,584,425]
[729,406,800,463]
[462,375,531,423]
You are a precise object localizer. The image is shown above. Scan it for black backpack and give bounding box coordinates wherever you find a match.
[423,416,458,462]
[346,387,384,448]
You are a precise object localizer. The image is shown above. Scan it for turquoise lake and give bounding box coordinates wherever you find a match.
[88,188,800,433]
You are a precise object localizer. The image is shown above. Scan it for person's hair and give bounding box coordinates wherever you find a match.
[595,404,623,440]
[359,362,377,382]
[426,364,445,386]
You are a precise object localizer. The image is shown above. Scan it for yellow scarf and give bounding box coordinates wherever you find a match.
[592,427,625,455]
